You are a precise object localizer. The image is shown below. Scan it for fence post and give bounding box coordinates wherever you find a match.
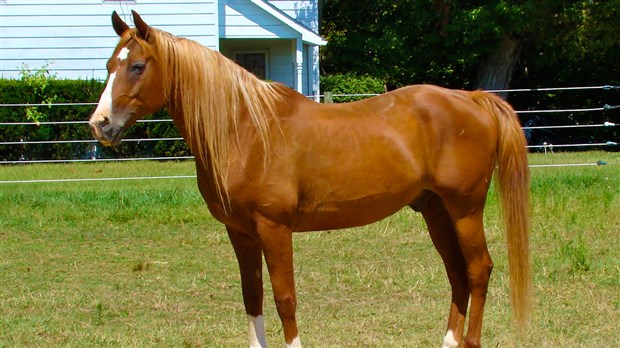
[324,91,333,104]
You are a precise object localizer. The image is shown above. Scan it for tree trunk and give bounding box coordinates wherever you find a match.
[477,35,523,99]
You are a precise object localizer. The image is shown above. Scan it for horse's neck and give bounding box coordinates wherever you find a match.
[168,104,218,184]
[166,102,189,140]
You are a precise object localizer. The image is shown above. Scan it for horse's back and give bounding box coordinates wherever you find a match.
[290,84,498,183]
[268,85,499,231]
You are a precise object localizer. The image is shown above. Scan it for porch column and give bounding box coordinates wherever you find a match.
[294,38,303,94]
[308,45,320,101]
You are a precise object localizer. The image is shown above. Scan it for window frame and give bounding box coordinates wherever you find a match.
[233,51,270,80]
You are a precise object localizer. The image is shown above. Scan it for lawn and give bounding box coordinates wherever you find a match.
[0,151,618,347]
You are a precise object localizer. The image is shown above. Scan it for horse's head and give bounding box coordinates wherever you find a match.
[89,11,165,146]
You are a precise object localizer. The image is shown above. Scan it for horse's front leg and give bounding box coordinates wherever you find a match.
[227,226,267,348]
[254,214,301,348]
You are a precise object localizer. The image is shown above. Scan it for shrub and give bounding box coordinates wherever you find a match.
[320,74,386,102]
[0,78,189,161]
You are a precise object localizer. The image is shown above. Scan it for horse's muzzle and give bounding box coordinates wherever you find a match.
[89,115,124,146]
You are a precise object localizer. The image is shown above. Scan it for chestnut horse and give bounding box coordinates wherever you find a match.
[89,11,531,348]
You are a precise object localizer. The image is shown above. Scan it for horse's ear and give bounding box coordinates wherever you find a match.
[111,11,130,37]
[132,10,150,39]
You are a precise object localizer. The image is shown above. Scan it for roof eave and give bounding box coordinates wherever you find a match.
[250,0,327,46]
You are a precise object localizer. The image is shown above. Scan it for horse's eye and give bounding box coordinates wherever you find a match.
[130,63,145,74]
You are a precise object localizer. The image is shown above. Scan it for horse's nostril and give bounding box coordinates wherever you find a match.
[101,116,110,128]
[88,116,112,138]
[98,116,115,133]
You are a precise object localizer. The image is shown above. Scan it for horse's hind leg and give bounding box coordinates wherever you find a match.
[227,226,267,348]
[442,194,494,348]
[418,195,469,348]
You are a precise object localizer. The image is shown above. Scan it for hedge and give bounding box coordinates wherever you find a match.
[1,74,389,161]
[320,73,386,102]
[0,79,188,161]
[2,75,617,161]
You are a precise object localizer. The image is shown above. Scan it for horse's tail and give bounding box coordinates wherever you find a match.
[471,91,532,333]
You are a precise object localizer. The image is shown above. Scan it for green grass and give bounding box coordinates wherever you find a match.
[0,152,618,347]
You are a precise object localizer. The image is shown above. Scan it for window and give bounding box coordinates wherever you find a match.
[234,52,268,80]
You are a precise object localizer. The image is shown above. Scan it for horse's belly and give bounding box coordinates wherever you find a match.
[292,190,419,232]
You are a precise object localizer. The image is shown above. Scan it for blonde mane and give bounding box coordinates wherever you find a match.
[135,28,285,206]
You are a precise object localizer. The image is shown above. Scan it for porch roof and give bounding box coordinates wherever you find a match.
[222,0,326,46]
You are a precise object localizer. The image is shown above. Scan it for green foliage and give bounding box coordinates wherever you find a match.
[321,1,620,148]
[320,73,385,102]
[321,0,620,89]
[1,78,104,161]
[0,78,189,161]
[151,119,191,158]
[18,62,58,125]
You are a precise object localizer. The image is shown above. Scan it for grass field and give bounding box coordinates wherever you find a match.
[1,151,618,347]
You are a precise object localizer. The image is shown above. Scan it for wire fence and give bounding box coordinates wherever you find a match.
[0,85,618,184]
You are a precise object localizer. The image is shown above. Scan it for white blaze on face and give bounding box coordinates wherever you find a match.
[89,46,130,125]
[90,71,117,124]
[248,315,267,348]
[118,47,130,61]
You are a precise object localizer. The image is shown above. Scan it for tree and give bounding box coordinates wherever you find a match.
[321,1,619,148]
[321,0,466,88]
[320,0,620,91]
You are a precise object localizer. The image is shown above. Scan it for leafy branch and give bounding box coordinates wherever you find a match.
[19,62,58,125]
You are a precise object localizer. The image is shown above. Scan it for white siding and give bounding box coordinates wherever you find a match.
[269,0,319,33]
[220,39,294,87]
[219,0,299,40]
[218,0,322,96]
[0,0,218,79]
[0,0,322,96]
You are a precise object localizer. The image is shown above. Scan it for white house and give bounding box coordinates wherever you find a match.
[0,0,325,97]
